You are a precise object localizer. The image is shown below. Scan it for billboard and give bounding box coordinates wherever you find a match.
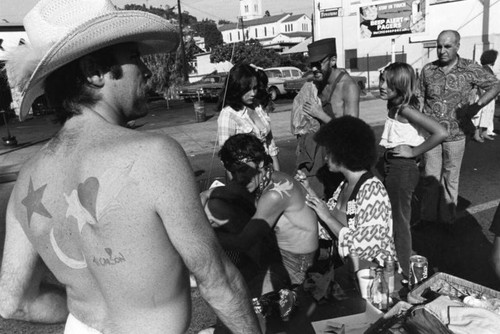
[358,0,426,39]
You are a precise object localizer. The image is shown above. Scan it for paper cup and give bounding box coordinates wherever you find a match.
[356,268,374,299]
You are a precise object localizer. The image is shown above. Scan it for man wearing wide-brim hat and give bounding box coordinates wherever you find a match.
[292,37,360,198]
[0,1,261,333]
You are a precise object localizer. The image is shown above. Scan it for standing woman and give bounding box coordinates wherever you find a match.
[472,49,499,141]
[218,63,280,171]
[379,62,447,276]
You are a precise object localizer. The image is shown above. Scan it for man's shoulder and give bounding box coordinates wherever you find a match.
[331,69,357,85]
[117,131,184,156]
[264,172,301,199]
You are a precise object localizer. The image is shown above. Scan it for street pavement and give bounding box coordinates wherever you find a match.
[1,95,500,333]
[0,93,387,174]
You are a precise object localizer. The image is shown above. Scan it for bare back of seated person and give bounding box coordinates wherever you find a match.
[256,171,319,255]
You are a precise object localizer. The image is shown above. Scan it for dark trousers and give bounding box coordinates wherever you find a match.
[384,153,420,277]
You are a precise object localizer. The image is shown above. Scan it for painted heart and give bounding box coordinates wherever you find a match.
[77,177,99,221]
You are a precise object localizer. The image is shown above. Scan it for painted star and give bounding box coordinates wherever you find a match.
[22,178,52,226]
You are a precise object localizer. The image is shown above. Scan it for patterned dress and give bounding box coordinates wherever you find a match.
[319,172,397,265]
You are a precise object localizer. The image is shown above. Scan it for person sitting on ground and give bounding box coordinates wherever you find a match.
[217,133,319,291]
[200,171,285,298]
[296,116,397,266]
[0,1,261,333]
[218,63,280,171]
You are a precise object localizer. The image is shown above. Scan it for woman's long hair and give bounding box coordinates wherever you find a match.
[383,62,419,111]
[217,63,256,111]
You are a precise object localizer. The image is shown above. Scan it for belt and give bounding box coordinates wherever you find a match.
[384,149,419,160]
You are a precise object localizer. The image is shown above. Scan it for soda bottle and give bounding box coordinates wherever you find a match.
[371,267,389,311]
[366,266,377,303]
[384,258,395,294]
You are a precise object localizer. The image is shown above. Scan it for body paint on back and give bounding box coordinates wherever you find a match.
[51,162,135,269]
[22,177,52,227]
[268,180,293,199]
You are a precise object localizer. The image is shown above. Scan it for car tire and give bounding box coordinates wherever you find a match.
[269,87,279,101]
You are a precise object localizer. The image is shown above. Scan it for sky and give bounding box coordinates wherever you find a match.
[1,0,314,24]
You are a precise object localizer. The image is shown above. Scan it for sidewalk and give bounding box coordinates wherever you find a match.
[0,95,387,175]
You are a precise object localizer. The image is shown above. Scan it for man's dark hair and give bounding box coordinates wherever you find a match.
[218,63,256,111]
[314,116,377,171]
[480,49,498,66]
[44,46,123,124]
[219,133,271,186]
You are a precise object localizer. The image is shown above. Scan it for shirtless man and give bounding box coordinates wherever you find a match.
[217,134,319,289]
[293,37,360,198]
[0,1,260,333]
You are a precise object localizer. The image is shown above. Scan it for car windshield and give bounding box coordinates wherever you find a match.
[265,70,283,78]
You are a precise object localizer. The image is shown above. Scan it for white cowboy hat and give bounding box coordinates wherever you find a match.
[5,0,179,121]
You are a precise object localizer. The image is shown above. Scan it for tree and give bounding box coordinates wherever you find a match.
[280,53,309,71]
[265,10,271,17]
[123,4,200,93]
[218,19,233,25]
[192,19,223,50]
[210,40,281,68]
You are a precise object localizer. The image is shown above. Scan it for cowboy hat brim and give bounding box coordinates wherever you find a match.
[18,10,179,121]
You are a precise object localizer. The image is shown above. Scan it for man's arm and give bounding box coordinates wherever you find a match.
[341,79,360,117]
[152,138,260,334]
[0,207,68,323]
[474,63,500,107]
[477,81,500,107]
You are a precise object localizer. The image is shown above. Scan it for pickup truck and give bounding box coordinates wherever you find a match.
[177,73,228,102]
[284,71,367,96]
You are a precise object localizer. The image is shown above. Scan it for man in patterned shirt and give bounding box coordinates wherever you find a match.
[418,30,500,226]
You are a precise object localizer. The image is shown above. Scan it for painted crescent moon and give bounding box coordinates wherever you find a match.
[50,228,87,269]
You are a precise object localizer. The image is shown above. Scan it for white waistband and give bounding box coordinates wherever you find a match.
[65,314,102,334]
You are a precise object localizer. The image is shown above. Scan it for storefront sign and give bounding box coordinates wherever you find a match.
[358,0,426,39]
[320,8,343,18]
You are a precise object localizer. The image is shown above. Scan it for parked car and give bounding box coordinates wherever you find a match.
[283,70,368,96]
[177,72,228,102]
[263,66,303,101]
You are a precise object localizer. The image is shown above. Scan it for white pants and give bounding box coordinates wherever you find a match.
[472,99,495,134]
[65,314,102,334]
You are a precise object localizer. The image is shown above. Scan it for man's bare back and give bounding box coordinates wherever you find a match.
[319,68,360,118]
[7,113,226,332]
[255,171,318,254]
[0,3,260,332]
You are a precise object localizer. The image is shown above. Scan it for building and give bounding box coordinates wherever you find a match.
[0,24,27,60]
[240,0,263,20]
[219,13,312,52]
[312,0,500,88]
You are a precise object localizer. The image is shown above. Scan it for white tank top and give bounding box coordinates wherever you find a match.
[379,114,425,149]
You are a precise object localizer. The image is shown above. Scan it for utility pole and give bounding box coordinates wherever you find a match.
[239,16,246,43]
[177,0,189,83]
